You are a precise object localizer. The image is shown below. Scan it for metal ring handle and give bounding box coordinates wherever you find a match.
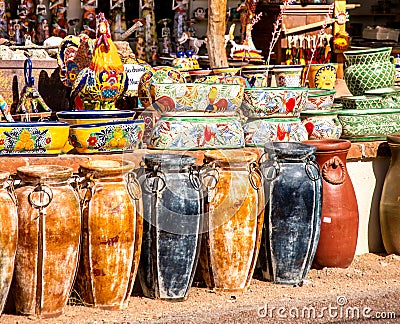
[24,58,34,86]
[248,162,262,190]
[260,160,281,182]
[28,184,53,209]
[198,163,220,191]
[305,159,320,182]
[322,156,346,185]
[143,171,166,194]
[125,171,142,200]
[189,168,203,192]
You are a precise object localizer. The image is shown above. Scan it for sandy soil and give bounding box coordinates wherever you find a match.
[1,253,400,323]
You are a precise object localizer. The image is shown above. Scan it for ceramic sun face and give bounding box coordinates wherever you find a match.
[314,65,337,89]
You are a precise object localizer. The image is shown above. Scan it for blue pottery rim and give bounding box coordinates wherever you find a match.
[0,121,69,127]
[57,110,136,119]
[70,119,144,128]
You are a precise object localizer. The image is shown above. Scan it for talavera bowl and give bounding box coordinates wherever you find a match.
[150,83,245,116]
[57,110,136,125]
[0,121,69,155]
[337,108,400,141]
[305,89,336,110]
[241,87,309,118]
[300,110,342,140]
[69,120,144,153]
[341,95,383,110]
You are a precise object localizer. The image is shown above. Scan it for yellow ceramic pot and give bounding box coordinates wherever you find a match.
[304,63,338,89]
[56,110,136,125]
[0,122,69,155]
[68,120,144,154]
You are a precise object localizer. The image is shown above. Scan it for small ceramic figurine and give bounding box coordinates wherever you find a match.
[110,0,126,41]
[172,0,189,42]
[141,0,157,63]
[158,18,172,56]
[0,1,8,38]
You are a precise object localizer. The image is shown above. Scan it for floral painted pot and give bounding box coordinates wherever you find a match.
[301,110,342,140]
[172,57,200,71]
[343,47,392,66]
[56,110,136,125]
[0,121,69,155]
[341,95,383,110]
[337,108,400,141]
[243,118,308,146]
[149,83,245,116]
[272,65,304,87]
[212,67,241,76]
[344,61,395,96]
[303,63,338,89]
[241,87,309,118]
[138,66,186,108]
[240,65,273,88]
[149,116,244,150]
[69,119,144,153]
[193,75,249,88]
[305,89,336,110]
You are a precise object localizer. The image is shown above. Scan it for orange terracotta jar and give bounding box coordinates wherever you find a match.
[12,166,81,318]
[304,139,359,268]
[74,160,143,309]
[199,150,264,291]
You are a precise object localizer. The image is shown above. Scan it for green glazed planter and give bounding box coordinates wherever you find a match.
[365,87,400,108]
[341,95,383,110]
[337,108,400,141]
[343,47,392,66]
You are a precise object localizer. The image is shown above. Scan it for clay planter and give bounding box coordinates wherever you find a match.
[0,171,17,315]
[301,110,342,140]
[259,142,322,285]
[137,154,204,301]
[74,160,143,309]
[12,165,81,318]
[199,150,264,292]
[380,134,400,254]
[303,139,359,268]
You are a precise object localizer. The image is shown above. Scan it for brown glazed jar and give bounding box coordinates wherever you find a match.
[74,160,143,310]
[0,171,17,314]
[303,139,359,268]
[380,134,400,254]
[12,165,81,318]
[199,150,264,291]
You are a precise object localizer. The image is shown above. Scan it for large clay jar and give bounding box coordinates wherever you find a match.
[12,165,81,318]
[199,150,264,292]
[74,160,143,310]
[137,154,204,301]
[0,171,17,314]
[303,139,359,268]
[259,142,322,285]
[380,134,400,254]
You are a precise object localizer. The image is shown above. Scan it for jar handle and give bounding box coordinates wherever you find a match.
[125,171,142,200]
[195,161,220,191]
[143,165,166,194]
[248,161,263,190]
[5,175,18,206]
[305,158,321,182]
[322,156,346,185]
[28,181,53,218]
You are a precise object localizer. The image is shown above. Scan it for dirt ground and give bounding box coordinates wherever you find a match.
[1,253,400,323]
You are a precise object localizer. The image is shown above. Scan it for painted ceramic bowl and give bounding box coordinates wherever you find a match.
[149,83,245,116]
[69,119,144,153]
[241,87,309,118]
[212,67,241,76]
[243,118,308,146]
[304,63,338,89]
[193,75,249,88]
[365,87,400,108]
[138,66,186,108]
[57,110,136,125]
[172,57,200,71]
[343,47,392,66]
[300,110,342,140]
[341,95,383,110]
[272,65,304,87]
[337,108,400,141]
[0,121,69,155]
[305,89,336,110]
[149,116,244,150]
[241,65,273,88]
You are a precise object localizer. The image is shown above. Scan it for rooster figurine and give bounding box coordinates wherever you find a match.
[71,13,128,110]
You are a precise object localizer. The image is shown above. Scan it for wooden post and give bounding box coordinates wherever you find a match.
[207,0,228,68]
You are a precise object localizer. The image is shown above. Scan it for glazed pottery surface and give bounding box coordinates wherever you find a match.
[137,154,203,301]
[304,89,336,110]
[200,150,264,292]
[0,122,69,155]
[272,65,304,87]
[74,160,143,309]
[12,165,81,318]
[138,66,186,108]
[303,139,359,268]
[69,120,144,153]
[150,83,245,116]
[344,61,395,96]
[341,95,383,110]
[337,108,400,140]
[0,171,17,314]
[193,75,249,88]
[149,116,244,150]
[241,87,309,118]
[380,134,400,254]
[304,63,338,89]
[343,47,392,66]
[365,87,400,108]
[172,57,200,71]
[301,110,342,140]
[260,142,322,285]
[243,118,308,146]
[57,110,136,125]
[240,65,273,88]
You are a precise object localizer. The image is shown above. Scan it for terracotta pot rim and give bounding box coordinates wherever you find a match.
[17,165,74,182]
[302,139,351,151]
[0,171,10,185]
[79,160,135,177]
[204,150,258,164]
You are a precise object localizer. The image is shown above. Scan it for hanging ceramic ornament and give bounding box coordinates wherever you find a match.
[110,0,127,41]
[35,0,49,44]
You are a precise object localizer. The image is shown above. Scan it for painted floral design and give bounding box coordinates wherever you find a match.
[1,128,50,154]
